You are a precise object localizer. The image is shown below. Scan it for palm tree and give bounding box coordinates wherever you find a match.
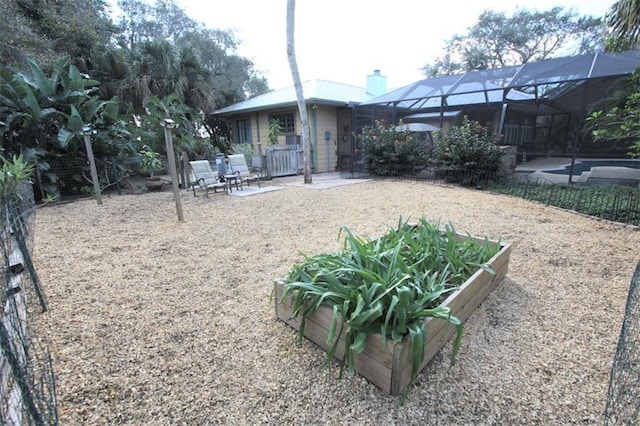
[606,0,640,51]
[286,0,312,184]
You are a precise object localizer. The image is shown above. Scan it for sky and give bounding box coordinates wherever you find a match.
[139,0,616,91]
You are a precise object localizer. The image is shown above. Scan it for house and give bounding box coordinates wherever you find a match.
[215,51,640,174]
[213,70,387,174]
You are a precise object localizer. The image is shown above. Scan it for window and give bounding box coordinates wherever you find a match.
[235,119,251,144]
[269,112,295,134]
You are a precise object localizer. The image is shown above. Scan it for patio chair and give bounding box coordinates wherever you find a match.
[227,154,262,188]
[189,160,228,198]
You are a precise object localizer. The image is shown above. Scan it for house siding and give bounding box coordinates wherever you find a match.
[228,105,347,174]
[310,106,338,173]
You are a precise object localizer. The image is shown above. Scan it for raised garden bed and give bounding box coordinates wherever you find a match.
[274,219,511,397]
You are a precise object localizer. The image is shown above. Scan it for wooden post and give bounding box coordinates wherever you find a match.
[82,126,102,205]
[162,120,184,222]
[182,152,191,189]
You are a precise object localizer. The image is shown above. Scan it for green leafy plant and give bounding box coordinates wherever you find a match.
[280,217,500,402]
[0,56,134,200]
[267,119,283,146]
[138,147,163,177]
[431,116,504,186]
[586,68,640,158]
[356,120,430,176]
[0,155,34,198]
[232,143,255,166]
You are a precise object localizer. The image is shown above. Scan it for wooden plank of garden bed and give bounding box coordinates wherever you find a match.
[274,283,395,392]
[390,242,512,395]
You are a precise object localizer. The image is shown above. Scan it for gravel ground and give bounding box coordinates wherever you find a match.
[31,176,639,425]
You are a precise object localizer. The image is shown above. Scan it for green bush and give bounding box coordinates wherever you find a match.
[356,121,430,176]
[232,143,255,165]
[432,117,504,186]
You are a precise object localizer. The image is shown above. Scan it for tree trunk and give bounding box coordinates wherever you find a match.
[286,0,312,184]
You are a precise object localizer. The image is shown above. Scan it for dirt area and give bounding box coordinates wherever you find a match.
[31,176,639,424]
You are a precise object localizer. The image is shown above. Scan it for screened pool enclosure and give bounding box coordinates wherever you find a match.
[353,51,640,162]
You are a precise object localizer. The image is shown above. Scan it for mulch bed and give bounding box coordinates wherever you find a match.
[31,178,639,424]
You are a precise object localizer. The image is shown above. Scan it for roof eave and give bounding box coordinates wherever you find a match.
[213,98,358,116]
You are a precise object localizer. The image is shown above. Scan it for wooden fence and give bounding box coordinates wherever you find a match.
[264,145,302,178]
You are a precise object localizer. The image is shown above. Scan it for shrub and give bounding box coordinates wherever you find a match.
[356,121,430,176]
[432,117,504,186]
[232,143,255,165]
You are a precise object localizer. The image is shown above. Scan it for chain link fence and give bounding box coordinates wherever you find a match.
[605,261,640,425]
[0,183,58,425]
[33,156,132,202]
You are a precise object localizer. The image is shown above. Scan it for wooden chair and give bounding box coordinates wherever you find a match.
[189,160,228,198]
[227,154,262,188]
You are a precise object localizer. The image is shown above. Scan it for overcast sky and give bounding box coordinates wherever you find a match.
[153,1,615,91]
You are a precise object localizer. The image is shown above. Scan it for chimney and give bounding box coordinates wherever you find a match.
[367,69,387,96]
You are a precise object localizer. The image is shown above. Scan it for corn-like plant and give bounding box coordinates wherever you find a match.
[281,217,501,400]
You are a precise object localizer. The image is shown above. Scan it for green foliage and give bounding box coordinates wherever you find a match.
[281,217,500,403]
[605,0,640,51]
[110,0,264,112]
[232,143,255,165]
[138,147,163,177]
[356,121,430,176]
[0,57,131,198]
[132,95,196,154]
[423,7,603,76]
[431,117,504,185]
[488,181,640,225]
[586,69,640,158]
[267,119,283,146]
[0,0,113,71]
[0,155,34,198]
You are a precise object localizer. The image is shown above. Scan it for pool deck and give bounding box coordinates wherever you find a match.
[514,157,640,185]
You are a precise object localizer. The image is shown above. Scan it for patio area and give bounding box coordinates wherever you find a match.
[515,157,640,185]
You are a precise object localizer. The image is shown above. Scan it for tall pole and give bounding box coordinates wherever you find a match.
[162,119,184,222]
[82,125,102,205]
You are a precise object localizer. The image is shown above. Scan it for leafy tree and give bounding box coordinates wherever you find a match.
[134,95,199,155]
[0,0,114,71]
[605,0,640,52]
[245,74,270,99]
[116,0,201,49]
[423,7,604,77]
[587,1,640,157]
[103,0,268,114]
[586,70,640,157]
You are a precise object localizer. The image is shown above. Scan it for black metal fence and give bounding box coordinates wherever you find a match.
[605,261,640,425]
[0,184,58,424]
[341,165,640,227]
[33,156,132,202]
